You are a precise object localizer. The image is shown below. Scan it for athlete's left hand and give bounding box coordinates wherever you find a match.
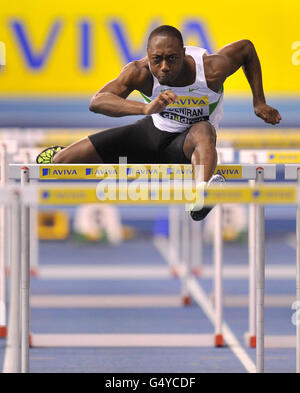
[254,103,282,125]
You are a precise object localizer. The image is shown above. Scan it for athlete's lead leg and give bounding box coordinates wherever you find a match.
[183,121,225,221]
[183,121,217,183]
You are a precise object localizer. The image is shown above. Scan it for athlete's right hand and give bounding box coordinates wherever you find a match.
[143,90,178,115]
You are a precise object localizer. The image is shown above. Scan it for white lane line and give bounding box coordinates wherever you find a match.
[188,277,256,373]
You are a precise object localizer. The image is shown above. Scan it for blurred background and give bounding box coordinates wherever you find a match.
[1,0,299,240]
[0,0,299,128]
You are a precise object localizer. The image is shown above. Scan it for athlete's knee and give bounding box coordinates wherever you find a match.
[189,121,216,146]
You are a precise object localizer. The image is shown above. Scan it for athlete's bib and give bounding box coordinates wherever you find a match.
[159,94,210,125]
[141,46,224,133]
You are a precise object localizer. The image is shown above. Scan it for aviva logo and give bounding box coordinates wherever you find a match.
[86,167,117,176]
[214,165,242,179]
[40,166,79,179]
[168,96,209,108]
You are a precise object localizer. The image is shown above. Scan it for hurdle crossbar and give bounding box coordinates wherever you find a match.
[9,163,276,181]
[240,149,300,164]
[284,165,300,373]
[218,129,300,149]
[20,182,296,205]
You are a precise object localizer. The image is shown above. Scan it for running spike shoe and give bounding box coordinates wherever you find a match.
[190,174,226,221]
[36,146,65,164]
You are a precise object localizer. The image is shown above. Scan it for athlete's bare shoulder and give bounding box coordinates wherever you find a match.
[203,39,255,86]
[119,58,153,93]
[202,53,229,90]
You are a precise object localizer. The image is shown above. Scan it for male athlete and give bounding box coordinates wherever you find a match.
[36,25,281,220]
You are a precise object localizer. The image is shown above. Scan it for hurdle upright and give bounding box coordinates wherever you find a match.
[0,140,18,338]
[239,150,300,352]
[0,143,7,338]
[285,164,300,373]
[1,185,22,373]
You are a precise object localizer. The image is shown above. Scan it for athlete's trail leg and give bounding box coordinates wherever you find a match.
[53,137,103,164]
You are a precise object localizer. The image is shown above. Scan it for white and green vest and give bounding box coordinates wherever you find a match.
[141,46,224,132]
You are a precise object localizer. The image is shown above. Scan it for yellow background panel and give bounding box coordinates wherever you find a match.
[0,0,299,95]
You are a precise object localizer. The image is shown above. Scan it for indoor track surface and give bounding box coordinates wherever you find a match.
[0,215,297,373]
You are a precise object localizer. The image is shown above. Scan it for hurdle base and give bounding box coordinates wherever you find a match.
[243,333,295,348]
[6,267,39,277]
[214,334,224,347]
[192,267,203,277]
[30,268,39,277]
[244,332,256,348]
[0,326,7,338]
[182,296,192,306]
[29,334,33,347]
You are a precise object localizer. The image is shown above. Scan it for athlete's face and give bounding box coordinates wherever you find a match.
[147,36,185,85]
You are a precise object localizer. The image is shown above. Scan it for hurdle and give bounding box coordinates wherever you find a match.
[9,163,224,359]
[238,150,300,349]
[240,149,300,164]
[9,162,197,281]
[177,152,271,346]
[260,164,300,370]
[4,164,300,373]
[12,148,40,277]
[3,179,300,373]
[177,162,276,346]
[218,129,300,149]
[0,143,40,339]
[8,162,276,348]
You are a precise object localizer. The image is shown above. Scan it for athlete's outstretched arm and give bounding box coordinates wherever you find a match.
[89,61,176,117]
[215,40,281,125]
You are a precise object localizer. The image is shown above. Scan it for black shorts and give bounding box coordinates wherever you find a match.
[88,116,191,164]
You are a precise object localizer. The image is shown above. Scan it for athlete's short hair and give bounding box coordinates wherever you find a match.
[147,25,184,48]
